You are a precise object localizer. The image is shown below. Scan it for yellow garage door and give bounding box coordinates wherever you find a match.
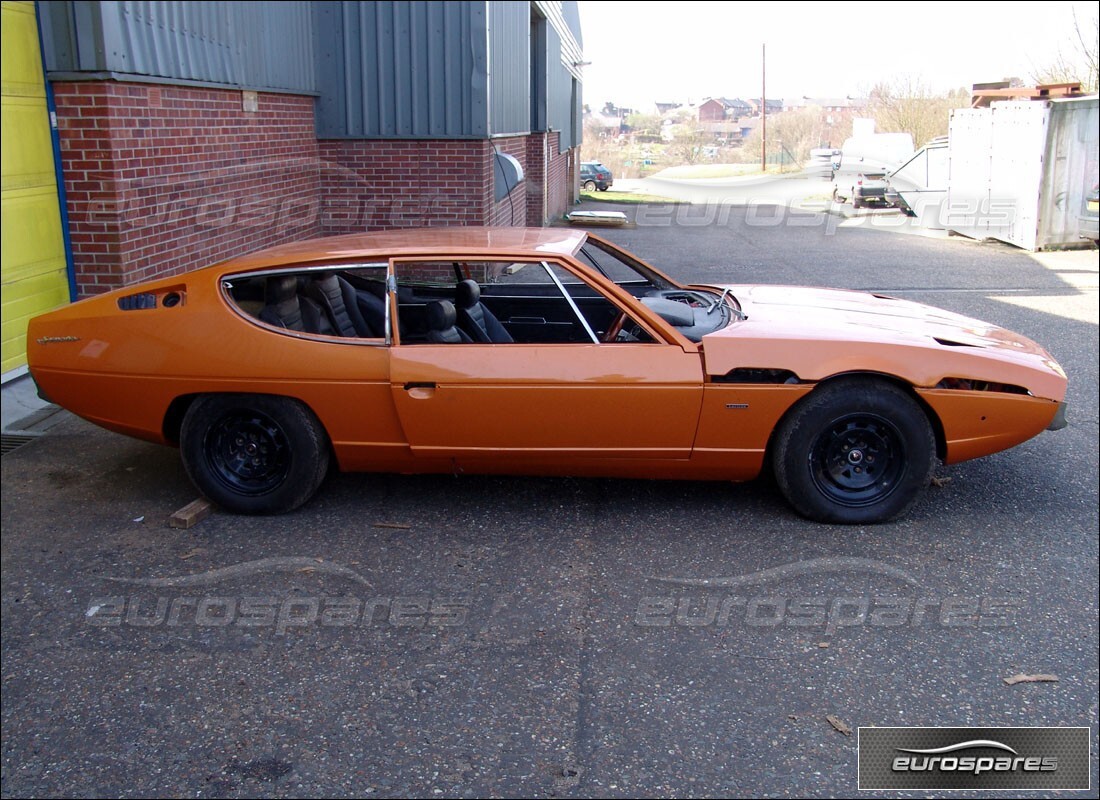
[2,0,71,377]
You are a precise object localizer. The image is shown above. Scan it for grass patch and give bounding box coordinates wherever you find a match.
[580,190,684,204]
[652,163,799,180]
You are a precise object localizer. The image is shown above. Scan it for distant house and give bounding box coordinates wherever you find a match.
[655,101,682,115]
[586,113,624,135]
[746,98,784,115]
[698,97,754,122]
[600,102,636,119]
[737,117,761,139]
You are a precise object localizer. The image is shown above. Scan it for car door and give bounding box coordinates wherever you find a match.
[388,259,704,464]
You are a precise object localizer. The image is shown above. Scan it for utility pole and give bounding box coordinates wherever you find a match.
[761,43,767,173]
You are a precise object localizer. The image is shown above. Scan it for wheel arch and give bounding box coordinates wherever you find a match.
[163,392,333,451]
[763,371,947,464]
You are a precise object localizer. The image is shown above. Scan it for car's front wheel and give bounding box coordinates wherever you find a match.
[772,379,936,523]
[180,394,329,514]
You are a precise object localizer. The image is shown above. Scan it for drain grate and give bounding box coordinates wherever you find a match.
[1,434,38,456]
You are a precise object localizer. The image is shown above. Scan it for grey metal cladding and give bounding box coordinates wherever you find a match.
[314,0,489,139]
[488,0,529,136]
[38,1,79,72]
[42,1,315,93]
[529,10,547,132]
[545,23,574,152]
[560,0,581,49]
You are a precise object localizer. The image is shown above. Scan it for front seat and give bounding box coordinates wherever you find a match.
[305,272,375,337]
[455,279,513,343]
[425,300,472,344]
[260,275,328,334]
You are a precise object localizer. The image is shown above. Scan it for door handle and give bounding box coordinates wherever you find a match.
[403,381,437,399]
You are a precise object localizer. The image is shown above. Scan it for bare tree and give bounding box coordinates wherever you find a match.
[866,77,968,148]
[665,123,712,165]
[741,106,854,164]
[624,112,663,138]
[1032,8,1099,92]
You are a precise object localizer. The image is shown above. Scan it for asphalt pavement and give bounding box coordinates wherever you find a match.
[2,203,1097,798]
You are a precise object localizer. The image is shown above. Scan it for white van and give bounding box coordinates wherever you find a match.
[838,133,915,172]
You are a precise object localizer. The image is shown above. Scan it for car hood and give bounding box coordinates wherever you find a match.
[696,285,1066,401]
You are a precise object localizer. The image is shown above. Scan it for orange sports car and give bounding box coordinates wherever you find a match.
[27,227,1067,523]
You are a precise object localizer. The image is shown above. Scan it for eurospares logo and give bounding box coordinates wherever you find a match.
[858,727,1090,790]
[893,739,1056,775]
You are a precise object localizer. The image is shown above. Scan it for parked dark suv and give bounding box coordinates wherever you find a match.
[581,161,613,191]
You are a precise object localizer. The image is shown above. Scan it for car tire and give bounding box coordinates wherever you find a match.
[180,394,329,515]
[772,378,936,524]
[583,180,597,191]
[851,192,862,210]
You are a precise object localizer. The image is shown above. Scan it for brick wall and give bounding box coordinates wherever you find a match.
[488,135,528,227]
[524,131,575,226]
[54,81,580,293]
[318,139,493,234]
[53,81,319,296]
[524,133,547,225]
[545,132,574,224]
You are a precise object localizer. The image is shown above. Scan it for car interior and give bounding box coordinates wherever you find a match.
[226,261,651,344]
[225,243,737,345]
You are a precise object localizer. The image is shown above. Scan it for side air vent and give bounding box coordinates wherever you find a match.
[713,368,800,384]
[118,293,158,310]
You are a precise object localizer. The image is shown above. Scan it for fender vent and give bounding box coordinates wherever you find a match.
[935,377,1030,395]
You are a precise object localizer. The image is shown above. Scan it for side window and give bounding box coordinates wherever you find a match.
[224,264,388,341]
[528,262,656,344]
[390,259,655,345]
[391,260,511,344]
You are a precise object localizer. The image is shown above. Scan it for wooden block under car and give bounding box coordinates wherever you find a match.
[168,498,212,529]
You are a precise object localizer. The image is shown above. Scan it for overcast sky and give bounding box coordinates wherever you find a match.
[577,1,1098,109]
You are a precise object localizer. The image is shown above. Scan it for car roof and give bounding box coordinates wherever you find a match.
[218,227,590,272]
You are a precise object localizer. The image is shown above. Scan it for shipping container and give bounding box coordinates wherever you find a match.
[945,96,1099,250]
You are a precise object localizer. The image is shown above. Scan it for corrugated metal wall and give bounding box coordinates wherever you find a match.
[39,1,583,145]
[545,23,577,152]
[41,1,315,93]
[314,0,489,139]
[488,0,528,136]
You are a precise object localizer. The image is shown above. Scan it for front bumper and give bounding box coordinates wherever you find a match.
[1047,401,1068,431]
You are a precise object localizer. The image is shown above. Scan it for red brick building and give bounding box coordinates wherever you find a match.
[38,1,585,298]
[698,97,753,122]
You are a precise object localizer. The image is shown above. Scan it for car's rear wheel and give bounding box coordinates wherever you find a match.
[181,394,329,514]
[772,379,936,523]
[583,180,597,191]
[851,192,863,210]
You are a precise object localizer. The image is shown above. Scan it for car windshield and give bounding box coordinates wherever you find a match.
[575,238,674,290]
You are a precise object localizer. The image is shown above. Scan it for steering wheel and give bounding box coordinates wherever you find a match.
[602,311,627,343]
